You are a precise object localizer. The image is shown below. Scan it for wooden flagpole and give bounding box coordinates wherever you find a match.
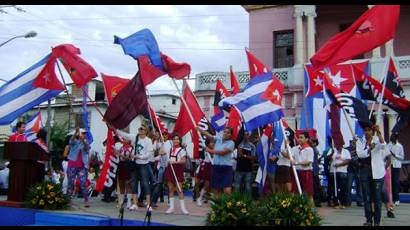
[55,59,75,129]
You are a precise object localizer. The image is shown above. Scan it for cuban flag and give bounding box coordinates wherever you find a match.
[11,111,43,141]
[219,72,284,132]
[255,124,273,193]
[211,80,231,133]
[0,54,63,125]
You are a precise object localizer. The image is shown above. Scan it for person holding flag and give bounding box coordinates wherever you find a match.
[160,133,189,215]
[197,126,235,197]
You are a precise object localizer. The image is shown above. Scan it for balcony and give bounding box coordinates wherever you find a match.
[195,55,410,92]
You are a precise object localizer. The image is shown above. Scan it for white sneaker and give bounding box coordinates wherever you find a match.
[196,199,202,207]
[129,204,138,211]
[394,201,400,206]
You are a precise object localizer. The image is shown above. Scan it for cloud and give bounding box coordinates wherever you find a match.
[0,5,249,91]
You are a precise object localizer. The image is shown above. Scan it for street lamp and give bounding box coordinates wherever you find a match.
[0,31,37,47]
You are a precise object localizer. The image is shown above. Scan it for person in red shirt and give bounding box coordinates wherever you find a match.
[8,121,28,142]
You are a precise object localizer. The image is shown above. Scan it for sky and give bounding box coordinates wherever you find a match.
[0,5,250,94]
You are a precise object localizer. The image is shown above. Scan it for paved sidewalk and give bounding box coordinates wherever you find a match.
[2,195,410,226]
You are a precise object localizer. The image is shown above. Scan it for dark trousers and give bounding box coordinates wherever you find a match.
[327,173,337,204]
[346,170,362,205]
[313,175,321,204]
[391,167,401,203]
[152,166,165,204]
[360,167,384,224]
[336,172,348,206]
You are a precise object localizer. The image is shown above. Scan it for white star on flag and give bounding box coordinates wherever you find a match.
[328,71,346,87]
[313,76,323,86]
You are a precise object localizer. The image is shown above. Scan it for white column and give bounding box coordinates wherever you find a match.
[385,39,394,57]
[305,5,316,60]
[294,5,305,65]
[368,5,381,58]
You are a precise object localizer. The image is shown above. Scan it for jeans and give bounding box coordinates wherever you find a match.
[360,167,384,224]
[391,168,401,203]
[234,171,252,195]
[130,164,152,197]
[266,172,276,194]
[346,170,362,205]
[138,163,155,203]
[327,173,337,204]
[336,172,348,206]
[152,167,165,204]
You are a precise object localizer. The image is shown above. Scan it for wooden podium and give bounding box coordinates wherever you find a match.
[0,142,49,207]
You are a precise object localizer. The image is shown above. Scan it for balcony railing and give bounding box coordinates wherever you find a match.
[195,55,410,92]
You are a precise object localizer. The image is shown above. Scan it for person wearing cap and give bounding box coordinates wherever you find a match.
[8,121,28,142]
[66,127,91,208]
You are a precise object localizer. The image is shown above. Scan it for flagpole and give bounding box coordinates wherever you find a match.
[370,56,390,122]
[303,65,311,129]
[171,78,214,165]
[145,86,182,194]
[55,59,74,129]
[145,91,156,134]
[279,118,302,195]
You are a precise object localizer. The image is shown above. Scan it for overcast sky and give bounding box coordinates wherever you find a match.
[0,5,249,94]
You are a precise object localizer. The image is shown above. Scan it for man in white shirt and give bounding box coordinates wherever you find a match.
[114,124,154,211]
[388,134,404,206]
[355,125,388,226]
[329,142,351,209]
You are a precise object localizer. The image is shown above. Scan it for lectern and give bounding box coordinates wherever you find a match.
[0,142,49,207]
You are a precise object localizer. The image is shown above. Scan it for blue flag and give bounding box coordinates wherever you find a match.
[82,84,93,144]
[114,28,163,69]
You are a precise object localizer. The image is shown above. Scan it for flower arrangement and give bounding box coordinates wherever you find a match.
[206,192,257,226]
[257,193,322,226]
[25,181,70,210]
[206,192,321,226]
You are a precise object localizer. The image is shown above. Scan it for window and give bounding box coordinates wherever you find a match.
[274,30,294,68]
[340,23,364,60]
[172,98,176,105]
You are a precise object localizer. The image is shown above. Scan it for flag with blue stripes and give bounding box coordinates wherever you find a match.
[82,84,93,144]
[0,54,63,125]
[11,111,43,142]
[255,125,273,193]
[218,72,283,132]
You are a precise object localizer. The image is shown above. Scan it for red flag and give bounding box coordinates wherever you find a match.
[310,5,400,70]
[226,106,242,141]
[173,84,205,137]
[161,53,191,79]
[96,129,114,192]
[33,56,65,90]
[149,105,168,134]
[52,44,98,88]
[192,129,200,160]
[101,73,130,104]
[138,55,166,87]
[103,72,149,129]
[245,48,269,79]
[230,66,240,95]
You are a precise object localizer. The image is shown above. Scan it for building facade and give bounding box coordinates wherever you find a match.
[194,5,410,154]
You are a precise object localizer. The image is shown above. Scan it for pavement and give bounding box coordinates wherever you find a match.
[2,195,410,226]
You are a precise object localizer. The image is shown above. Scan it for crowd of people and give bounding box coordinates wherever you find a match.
[3,120,406,225]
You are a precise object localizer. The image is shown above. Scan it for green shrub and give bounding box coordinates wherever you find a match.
[257,192,322,226]
[25,181,70,210]
[206,192,321,226]
[206,192,257,226]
